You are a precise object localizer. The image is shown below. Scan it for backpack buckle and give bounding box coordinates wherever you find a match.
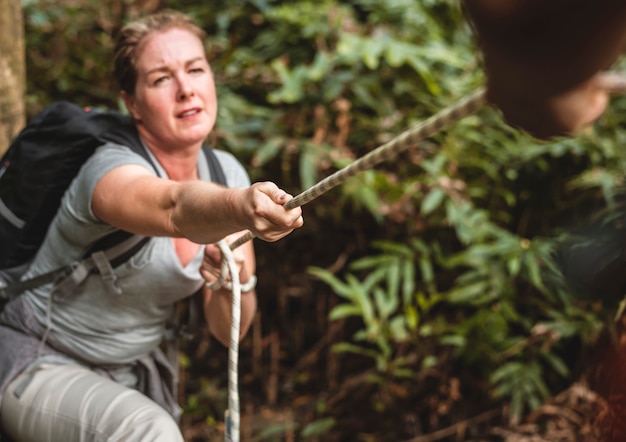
[53,260,89,297]
[91,251,123,295]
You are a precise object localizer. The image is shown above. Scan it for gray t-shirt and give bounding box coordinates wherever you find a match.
[0,142,250,411]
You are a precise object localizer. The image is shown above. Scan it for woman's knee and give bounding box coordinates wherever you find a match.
[0,364,184,442]
[109,406,184,442]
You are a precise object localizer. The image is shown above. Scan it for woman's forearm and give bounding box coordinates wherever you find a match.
[172,180,303,244]
[204,285,257,347]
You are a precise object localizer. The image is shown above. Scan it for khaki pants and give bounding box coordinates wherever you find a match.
[0,363,184,442]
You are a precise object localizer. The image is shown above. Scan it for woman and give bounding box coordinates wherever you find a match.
[0,9,303,441]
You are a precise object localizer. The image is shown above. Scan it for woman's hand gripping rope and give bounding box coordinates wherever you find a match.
[203,185,303,292]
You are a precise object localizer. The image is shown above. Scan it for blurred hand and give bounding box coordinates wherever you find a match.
[463,0,626,139]
[486,73,610,139]
[242,182,304,242]
[200,232,246,286]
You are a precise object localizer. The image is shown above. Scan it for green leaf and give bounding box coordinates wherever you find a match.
[300,146,320,190]
[507,256,522,277]
[301,418,336,438]
[421,187,446,215]
[418,255,433,284]
[329,304,362,320]
[256,422,300,439]
[389,316,409,341]
[347,274,375,324]
[402,260,416,304]
[308,267,355,300]
[362,35,386,69]
[440,334,466,347]
[541,352,570,378]
[386,260,400,304]
[405,305,419,330]
[331,342,380,360]
[374,287,395,320]
[446,280,489,304]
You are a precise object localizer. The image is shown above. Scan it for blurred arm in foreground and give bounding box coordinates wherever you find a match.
[463,0,626,139]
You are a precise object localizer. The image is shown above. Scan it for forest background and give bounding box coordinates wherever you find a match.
[5,0,626,440]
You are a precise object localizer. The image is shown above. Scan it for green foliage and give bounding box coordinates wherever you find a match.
[22,0,626,437]
[490,360,549,421]
[310,238,442,379]
[22,0,124,113]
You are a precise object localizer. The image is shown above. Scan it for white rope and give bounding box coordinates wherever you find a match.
[206,239,242,442]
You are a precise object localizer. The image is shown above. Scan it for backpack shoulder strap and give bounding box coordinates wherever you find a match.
[0,234,150,299]
[203,145,227,186]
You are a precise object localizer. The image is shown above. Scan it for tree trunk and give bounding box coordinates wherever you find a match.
[0,0,25,156]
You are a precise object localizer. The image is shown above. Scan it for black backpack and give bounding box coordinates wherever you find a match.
[0,101,226,303]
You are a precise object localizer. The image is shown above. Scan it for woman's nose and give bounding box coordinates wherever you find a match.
[177,76,194,100]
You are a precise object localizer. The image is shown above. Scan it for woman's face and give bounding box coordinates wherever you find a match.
[123,27,217,150]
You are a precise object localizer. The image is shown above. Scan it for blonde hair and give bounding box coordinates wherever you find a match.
[113,9,207,95]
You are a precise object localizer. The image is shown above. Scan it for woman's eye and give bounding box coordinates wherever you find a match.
[154,76,168,85]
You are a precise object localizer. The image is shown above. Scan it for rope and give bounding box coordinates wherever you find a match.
[284,87,487,210]
[208,239,242,442]
[229,86,487,250]
[230,70,626,250]
[213,71,626,442]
